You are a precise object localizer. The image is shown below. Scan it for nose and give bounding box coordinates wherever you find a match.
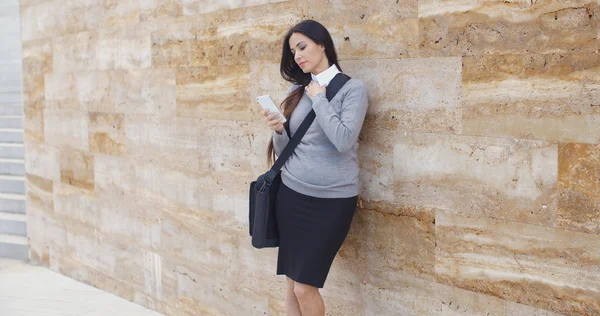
[294,51,302,62]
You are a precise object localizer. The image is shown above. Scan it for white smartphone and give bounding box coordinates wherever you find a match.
[256,95,287,123]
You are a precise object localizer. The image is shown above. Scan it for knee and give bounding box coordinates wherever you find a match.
[286,277,295,290]
[293,282,317,301]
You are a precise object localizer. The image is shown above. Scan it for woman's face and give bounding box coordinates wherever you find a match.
[289,32,326,74]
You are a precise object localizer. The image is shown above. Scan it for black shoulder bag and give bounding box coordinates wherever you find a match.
[249,73,351,249]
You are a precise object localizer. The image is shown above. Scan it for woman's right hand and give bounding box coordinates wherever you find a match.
[263,109,284,135]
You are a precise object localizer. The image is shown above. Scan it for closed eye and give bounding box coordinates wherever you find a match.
[291,46,306,55]
[291,41,307,55]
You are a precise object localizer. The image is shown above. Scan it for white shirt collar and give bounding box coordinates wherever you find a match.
[311,64,341,87]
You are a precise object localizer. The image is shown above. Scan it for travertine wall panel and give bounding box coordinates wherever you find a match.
[24,142,60,181]
[462,53,600,143]
[302,0,419,58]
[140,0,183,21]
[394,133,558,226]
[342,202,436,281]
[176,65,253,120]
[344,58,463,134]
[22,38,52,143]
[557,143,600,235]
[115,69,177,115]
[21,0,140,42]
[52,33,152,72]
[89,113,126,155]
[507,302,565,316]
[182,0,288,16]
[43,109,89,151]
[20,0,599,315]
[93,153,135,194]
[419,0,599,57]
[59,148,95,191]
[436,211,600,314]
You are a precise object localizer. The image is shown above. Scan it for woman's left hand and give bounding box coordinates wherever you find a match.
[306,81,326,98]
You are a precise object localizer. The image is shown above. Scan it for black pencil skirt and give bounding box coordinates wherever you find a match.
[275,181,358,288]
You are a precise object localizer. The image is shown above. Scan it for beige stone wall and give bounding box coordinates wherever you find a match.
[21,0,599,315]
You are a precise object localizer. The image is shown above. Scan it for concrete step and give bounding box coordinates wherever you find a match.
[0,106,23,115]
[0,192,25,213]
[0,157,24,175]
[0,142,23,158]
[0,37,20,49]
[0,62,22,75]
[0,1,19,11]
[0,212,26,236]
[0,49,20,62]
[0,233,27,260]
[0,94,22,105]
[0,75,22,87]
[0,174,24,194]
[0,115,22,128]
[0,128,23,143]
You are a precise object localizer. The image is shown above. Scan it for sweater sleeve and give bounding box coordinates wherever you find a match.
[309,81,369,152]
[272,85,300,157]
[272,127,290,157]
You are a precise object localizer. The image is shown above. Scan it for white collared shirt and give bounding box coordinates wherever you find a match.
[311,64,341,87]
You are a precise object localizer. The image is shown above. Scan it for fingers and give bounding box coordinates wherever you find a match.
[261,106,284,132]
[305,81,326,98]
[267,118,282,127]
[263,110,280,122]
[264,111,284,131]
[271,121,283,130]
[267,120,283,131]
[263,109,281,120]
[267,114,283,124]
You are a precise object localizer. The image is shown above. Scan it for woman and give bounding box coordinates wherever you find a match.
[262,20,369,316]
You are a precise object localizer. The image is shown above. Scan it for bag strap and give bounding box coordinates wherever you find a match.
[266,73,351,181]
[283,73,350,139]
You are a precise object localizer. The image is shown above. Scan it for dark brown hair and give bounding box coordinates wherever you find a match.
[267,20,342,166]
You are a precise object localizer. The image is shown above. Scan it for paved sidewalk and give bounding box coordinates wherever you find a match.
[0,259,164,316]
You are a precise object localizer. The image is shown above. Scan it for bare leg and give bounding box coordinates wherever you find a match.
[294,282,324,316]
[285,277,302,316]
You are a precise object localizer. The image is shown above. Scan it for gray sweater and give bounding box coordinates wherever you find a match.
[272,79,369,198]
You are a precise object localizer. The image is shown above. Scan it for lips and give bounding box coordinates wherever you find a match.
[299,62,307,68]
